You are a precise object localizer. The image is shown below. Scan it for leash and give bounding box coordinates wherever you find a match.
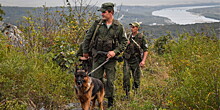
[88,58,109,76]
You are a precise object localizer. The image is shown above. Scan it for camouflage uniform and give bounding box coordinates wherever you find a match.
[83,7,128,100]
[123,32,148,93]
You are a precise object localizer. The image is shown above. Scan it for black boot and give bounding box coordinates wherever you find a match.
[107,97,113,108]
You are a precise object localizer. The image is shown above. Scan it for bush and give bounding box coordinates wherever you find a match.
[163,33,220,109]
[0,43,75,109]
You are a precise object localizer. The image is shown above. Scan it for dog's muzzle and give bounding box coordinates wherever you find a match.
[77,80,82,85]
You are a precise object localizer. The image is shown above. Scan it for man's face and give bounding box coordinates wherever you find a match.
[101,10,112,20]
[131,26,138,33]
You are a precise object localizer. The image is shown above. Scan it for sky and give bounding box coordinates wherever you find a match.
[0,0,220,7]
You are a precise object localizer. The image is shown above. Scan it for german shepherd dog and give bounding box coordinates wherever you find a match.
[74,67,105,110]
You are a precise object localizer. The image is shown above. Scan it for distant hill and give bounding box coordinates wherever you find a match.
[2,7,35,25]
[1,3,220,39]
[2,3,220,26]
[188,6,220,20]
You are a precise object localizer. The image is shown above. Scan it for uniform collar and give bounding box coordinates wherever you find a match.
[103,19,119,26]
[131,32,139,37]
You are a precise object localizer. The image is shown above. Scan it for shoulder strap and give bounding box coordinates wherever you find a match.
[90,19,103,43]
[89,19,103,50]
[131,38,141,49]
[131,33,143,50]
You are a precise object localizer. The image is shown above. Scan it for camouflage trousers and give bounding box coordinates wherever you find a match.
[123,58,141,92]
[91,56,116,98]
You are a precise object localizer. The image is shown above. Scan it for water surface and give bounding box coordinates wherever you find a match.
[152,5,220,25]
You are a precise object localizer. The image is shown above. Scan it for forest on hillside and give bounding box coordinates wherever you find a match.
[0,2,219,110]
[188,6,220,20]
[142,22,220,40]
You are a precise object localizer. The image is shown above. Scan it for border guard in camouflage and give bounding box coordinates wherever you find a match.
[82,2,128,108]
[123,22,148,99]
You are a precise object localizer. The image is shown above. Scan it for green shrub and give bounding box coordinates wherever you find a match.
[0,44,75,109]
[164,33,220,109]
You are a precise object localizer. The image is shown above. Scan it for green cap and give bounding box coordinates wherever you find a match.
[129,22,140,28]
[98,2,114,12]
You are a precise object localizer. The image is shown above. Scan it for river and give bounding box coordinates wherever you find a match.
[152,5,220,25]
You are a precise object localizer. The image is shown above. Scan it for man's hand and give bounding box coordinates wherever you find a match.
[139,61,145,67]
[79,56,88,61]
[83,53,89,59]
[107,51,115,58]
[127,40,130,44]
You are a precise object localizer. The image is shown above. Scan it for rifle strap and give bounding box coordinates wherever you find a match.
[128,33,142,50]
[90,19,103,44]
[130,33,143,58]
[131,38,142,50]
[131,36,141,50]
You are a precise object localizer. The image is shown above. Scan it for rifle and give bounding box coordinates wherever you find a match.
[88,19,103,53]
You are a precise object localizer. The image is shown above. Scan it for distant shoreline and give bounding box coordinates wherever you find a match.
[152,5,220,25]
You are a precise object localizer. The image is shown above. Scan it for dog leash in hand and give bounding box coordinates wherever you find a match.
[88,58,110,76]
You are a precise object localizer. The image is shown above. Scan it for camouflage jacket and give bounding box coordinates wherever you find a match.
[123,33,148,59]
[83,19,128,56]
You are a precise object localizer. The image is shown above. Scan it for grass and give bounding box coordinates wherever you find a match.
[0,26,219,109]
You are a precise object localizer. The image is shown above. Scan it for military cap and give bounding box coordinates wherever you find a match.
[98,2,114,12]
[129,22,141,28]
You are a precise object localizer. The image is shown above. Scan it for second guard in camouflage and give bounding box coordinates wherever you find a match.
[123,22,148,99]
